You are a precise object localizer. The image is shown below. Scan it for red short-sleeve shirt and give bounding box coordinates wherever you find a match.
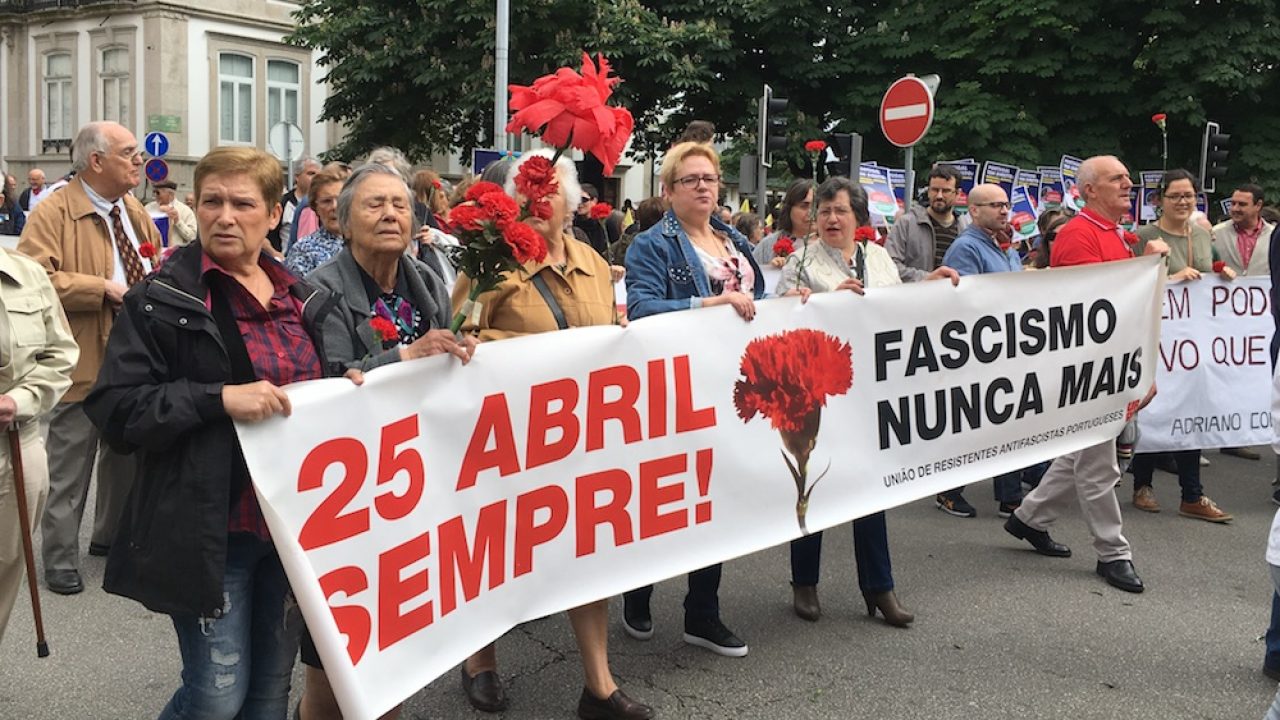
[1050,207,1135,267]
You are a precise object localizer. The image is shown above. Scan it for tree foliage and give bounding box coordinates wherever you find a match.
[292,0,1280,196]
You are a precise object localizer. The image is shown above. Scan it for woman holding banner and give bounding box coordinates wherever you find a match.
[450,149,654,720]
[775,176,956,625]
[623,141,764,658]
[1128,169,1233,523]
[84,147,345,720]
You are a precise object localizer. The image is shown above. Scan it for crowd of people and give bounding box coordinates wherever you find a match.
[2,117,1280,720]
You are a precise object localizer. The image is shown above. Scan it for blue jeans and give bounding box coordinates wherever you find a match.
[1267,565,1280,720]
[993,462,1051,503]
[790,512,893,594]
[158,533,302,720]
[1132,450,1203,503]
[624,563,723,625]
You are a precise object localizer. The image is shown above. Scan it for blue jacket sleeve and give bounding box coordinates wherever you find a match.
[941,240,983,277]
[625,230,695,320]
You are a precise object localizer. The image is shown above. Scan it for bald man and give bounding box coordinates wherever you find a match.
[1004,155,1166,594]
[19,169,46,213]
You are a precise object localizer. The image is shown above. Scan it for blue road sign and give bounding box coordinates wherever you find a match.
[144,132,169,158]
[145,158,169,184]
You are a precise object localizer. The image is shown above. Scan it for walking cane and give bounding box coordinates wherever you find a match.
[9,425,49,657]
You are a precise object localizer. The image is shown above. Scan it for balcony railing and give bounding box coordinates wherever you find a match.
[0,0,137,12]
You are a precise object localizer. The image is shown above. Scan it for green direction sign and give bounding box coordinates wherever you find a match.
[147,114,182,134]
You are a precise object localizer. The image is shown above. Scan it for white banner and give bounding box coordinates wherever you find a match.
[1136,276,1274,452]
[236,256,1163,720]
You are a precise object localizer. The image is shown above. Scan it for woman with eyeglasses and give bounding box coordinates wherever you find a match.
[753,178,813,268]
[1127,169,1233,523]
[622,141,764,658]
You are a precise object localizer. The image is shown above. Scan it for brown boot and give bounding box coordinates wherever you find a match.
[792,584,821,622]
[863,590,914,627]
[1132,486,1160,513]
[1179,496,1232,523]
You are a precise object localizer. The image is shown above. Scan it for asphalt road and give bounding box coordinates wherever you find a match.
[3,448,1279,719]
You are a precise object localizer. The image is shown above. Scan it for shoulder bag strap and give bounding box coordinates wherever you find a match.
[529,271,569,330]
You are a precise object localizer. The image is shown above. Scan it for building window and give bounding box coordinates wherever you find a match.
[101,47,130,126]
[44,52,73,143]
[219,52,254,144]
[267,59,300,130]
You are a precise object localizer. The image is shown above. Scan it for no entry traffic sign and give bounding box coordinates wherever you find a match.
[144,158,169,184]
[880,76,935,148]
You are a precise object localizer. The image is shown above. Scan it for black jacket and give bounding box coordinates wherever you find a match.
[84,242,340,617]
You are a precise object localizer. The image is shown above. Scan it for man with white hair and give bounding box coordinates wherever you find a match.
[273,156,320,253]
[17,121,162,595]
[1004,155,1166,594]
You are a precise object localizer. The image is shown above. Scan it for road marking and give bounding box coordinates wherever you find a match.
[884,104,928,121]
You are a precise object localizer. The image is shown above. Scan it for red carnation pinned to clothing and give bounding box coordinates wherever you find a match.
[733,329,853,533]
[137,243,156,259]
[773,236,796,257]
[370,316,398,344]
[506,53,635,175]
[1123,230,1140,247]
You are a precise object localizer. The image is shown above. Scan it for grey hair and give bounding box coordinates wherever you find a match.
[336,163,414,237]
[503,148,582,215]
[71,122,112,173]
[1076,155,1118,190]
[293,156,320,175]
[362,146,412,182]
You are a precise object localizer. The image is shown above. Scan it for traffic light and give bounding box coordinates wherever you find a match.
[1200,121,1230,193]
[757,84,789,168]
[825,132,862,179]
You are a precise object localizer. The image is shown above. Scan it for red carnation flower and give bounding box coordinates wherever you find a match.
[431,179,443,190]
[502,221,549,264]
[370,316,398,343]
[733,329,853,434]
[479,191,520,228]
[589,202,613,220]
[514,156,559,204]
[528,199,554,220]
[804,140,827,153]
[773,236,795,257]
[1122,230,1140,247]
[449,203,487,233]
[1213,260,1226,273]
[1151,113,1167,125]
[137,243,156,259]
[465,181,506,203]
[854,226,878,243]
[506,53,635,175]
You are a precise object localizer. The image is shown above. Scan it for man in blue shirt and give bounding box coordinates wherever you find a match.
[932,183,1023,520]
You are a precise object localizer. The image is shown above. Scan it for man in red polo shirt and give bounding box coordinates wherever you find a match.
[1004,154,1166,594]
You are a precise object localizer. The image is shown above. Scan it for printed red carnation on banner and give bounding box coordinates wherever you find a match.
[589,202,613,221]
[773,236,795,257]
[506,53,635,175]
[734,329,853,534]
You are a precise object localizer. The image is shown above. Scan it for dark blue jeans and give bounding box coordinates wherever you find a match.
[158,533,302,720]
[993,462,1052,503]
[1266,584,1280,673]
[1131,450,1203,503]
[624,563,722,624]
[789,512,893,594]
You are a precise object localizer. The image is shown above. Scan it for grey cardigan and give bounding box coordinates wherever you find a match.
[306,247,451,372]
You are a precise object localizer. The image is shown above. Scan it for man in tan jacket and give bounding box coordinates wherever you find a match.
[17,121,160,595]
[0,247,77,642]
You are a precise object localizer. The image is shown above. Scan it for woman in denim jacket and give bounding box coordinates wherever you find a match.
[619,141,763,658]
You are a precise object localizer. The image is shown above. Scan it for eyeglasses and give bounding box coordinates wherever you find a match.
[1163,193,1196,202]
[674,174,721,189]
[971,201,1011,210]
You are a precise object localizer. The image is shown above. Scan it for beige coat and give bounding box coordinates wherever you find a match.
[17,178,161,402]
[0,248,78,420]
[1211,219,1274,276]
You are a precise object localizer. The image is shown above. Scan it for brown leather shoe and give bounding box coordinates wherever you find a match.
[1132,486,1160,513]
[577,688,655,720]
[863,590,914,627]
[461,666,508,713]
[1221,446,1261,460]
[792,584,821,622]
[1179,496,1232,523]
